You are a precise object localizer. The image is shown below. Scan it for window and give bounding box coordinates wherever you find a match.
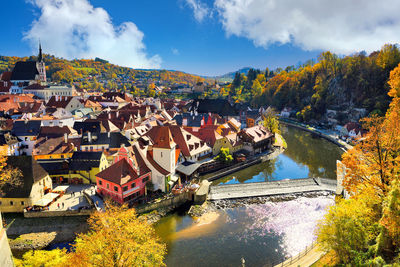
[143,177,149,183]
[131,183,136,189]
[99,180,102,185]
[10,201,14,206]
[161,152,163,158]
[123,186,128,191]
[114,186,118,192]
[21,201,25,206]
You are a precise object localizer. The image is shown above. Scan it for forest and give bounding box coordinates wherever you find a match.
[204,44,400,122]
[315,63,400,266]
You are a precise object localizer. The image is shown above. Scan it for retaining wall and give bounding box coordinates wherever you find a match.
[23,209,93,218]
[135,191,192,214]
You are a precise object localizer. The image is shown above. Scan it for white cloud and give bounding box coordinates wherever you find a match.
[214,0,400,54]
[186,0,210,22]
[24,0,161,68]
[171,48,180,55]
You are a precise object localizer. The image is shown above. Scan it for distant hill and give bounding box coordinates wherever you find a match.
[209,67,253,82]
[0,54,210,91]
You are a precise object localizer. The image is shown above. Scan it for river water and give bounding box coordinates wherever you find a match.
[155,125,343,267]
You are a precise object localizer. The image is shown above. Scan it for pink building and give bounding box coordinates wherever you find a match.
[96,156,151,204]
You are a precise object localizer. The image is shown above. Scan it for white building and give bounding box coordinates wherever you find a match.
[24,85,74,101]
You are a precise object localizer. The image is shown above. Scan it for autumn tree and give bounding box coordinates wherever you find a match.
[317,63,400,265]
[14,249,68,267]
[67,203,166,267]
[263,107,280,134]
[0,150,22,192]
[342,63,400,197]
[316,186,381,264]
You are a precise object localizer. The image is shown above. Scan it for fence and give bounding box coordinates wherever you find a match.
[265,241,318,267]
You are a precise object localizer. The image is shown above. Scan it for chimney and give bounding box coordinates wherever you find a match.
[64,133,68,143]
[88,132,92,143]
[116,111,119,118]
[183,117,188,126]
[108,131,110,138]
[108,113,111,120]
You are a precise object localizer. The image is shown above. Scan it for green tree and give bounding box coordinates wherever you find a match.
[316,187,381,264]
[214,147,233,164]
[262,108,280,134]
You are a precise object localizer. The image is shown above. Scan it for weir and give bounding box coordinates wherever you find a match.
[208,177,337,200]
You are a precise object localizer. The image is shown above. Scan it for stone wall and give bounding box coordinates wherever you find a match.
[24,209,93,218]
[136,191,191,214]
[0,212,13,267]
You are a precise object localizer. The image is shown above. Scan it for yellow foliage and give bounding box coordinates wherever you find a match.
[14,249,67,267]
[67,203,166,267]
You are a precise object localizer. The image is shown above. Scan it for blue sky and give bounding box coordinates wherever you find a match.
[1,0,399,76]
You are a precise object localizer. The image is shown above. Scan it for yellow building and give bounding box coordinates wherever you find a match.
[213,133,243,155]
[32,135,74,161]
[68,152,109,184]
[0,156,52,213]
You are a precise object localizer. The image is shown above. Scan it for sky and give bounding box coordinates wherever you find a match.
[2,0,400,76]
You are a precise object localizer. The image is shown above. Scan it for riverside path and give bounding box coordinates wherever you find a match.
[208,178,337,200]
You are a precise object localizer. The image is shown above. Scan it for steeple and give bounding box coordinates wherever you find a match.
[38,41,43,62]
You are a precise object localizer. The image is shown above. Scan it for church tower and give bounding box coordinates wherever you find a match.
[36,42,47,83]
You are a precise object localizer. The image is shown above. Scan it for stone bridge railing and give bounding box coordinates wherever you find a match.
[208,177,338,200]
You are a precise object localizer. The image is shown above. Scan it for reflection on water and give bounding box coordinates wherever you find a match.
[155,196,334,267]
[213,125,343,185]
[155,125,341,266]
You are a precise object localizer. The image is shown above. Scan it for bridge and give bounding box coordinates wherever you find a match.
[208,178,337,200]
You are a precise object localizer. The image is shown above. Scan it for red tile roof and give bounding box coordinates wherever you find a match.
[33,136,74,155]
[24,83,46,90]
[46,96,74,108]
[151,126,175,149]
[191,127,222,146]
[0,72,12,81]
[0,81,11,93]
[240,125,273,143]
[96,158,139,185]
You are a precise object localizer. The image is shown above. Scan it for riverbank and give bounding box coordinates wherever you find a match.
[279,119,352,151]
[203,146,285,182]
[4,214,89,257]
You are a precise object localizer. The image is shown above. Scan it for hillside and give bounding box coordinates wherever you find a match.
[201,44,400,124]
[0,55,209,92]
[211,67,252,82]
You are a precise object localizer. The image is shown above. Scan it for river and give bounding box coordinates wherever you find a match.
[154,125,343,267]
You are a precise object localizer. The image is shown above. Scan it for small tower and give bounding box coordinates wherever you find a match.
[36,41,47,83]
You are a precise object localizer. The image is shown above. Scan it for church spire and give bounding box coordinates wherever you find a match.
[38,41,43,62]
